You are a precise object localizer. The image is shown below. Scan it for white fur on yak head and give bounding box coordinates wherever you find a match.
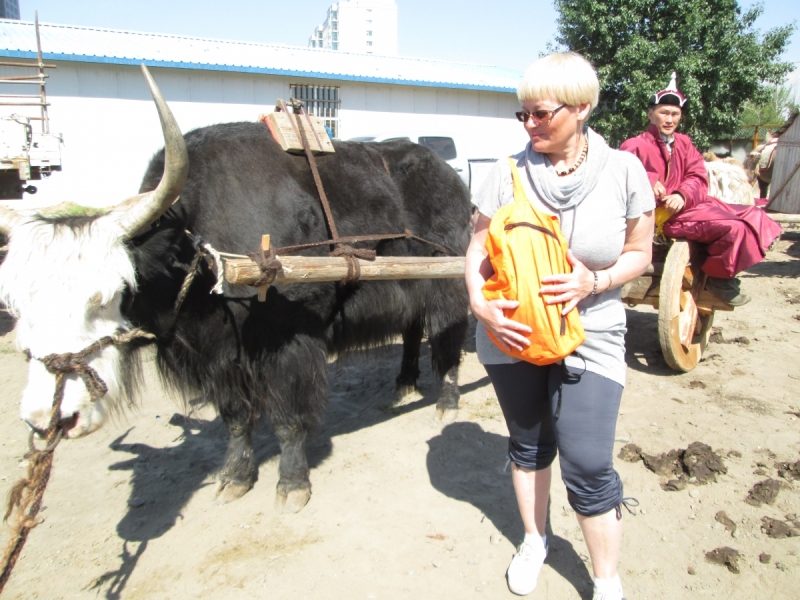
[0,65,188,438]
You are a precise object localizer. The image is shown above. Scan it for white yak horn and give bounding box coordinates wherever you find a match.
[109,64,188,240]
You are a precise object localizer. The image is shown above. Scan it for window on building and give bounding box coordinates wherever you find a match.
[332,10,337,18]
[333,33,338,41]
[366,41,373,46]
[367,30,372,36]
[332,42,338,50]
[290,84,341,139]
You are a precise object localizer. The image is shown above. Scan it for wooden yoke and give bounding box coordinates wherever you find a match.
[257,235,270,302]
[224,239,465,290]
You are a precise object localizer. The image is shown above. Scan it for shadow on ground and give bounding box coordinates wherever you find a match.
[90,339,472,598]
[0,308,14,336]
[426,422,595,599]
[623,308,678,376]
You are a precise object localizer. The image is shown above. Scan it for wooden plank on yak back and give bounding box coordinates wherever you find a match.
[224,255,466,286]
[262,111,335,154]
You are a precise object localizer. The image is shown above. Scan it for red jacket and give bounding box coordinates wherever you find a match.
[621,125,781,278]
[620,125,709,210]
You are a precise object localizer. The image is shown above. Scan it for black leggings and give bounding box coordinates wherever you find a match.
[484,361,624,517]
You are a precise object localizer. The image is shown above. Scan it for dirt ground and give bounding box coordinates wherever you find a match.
[0,230,799,600]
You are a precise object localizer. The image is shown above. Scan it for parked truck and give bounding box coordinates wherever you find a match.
[0,14,63,200]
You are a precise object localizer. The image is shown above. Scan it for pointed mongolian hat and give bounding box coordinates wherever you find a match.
[649,71,687,107]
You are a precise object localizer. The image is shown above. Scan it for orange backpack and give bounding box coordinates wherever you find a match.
[482,158,585,365]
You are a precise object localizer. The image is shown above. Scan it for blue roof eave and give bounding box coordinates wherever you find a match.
[0,50,518,94]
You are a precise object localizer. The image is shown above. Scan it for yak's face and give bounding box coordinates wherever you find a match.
[0,218,137,437]
[0,64,187,439]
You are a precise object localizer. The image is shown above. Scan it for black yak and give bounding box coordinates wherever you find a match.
[0,66,470,512]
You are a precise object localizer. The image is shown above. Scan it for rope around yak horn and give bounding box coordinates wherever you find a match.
[0,328,155,593]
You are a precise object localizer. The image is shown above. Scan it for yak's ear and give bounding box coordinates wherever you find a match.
[0,204,25,238]
[105,65,188,241]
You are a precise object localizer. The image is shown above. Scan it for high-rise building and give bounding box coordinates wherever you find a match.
[0,0,20,20]
[308,0,397,56]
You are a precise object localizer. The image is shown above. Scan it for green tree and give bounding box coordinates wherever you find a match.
[551,0,795,148]
[739,83,799,127]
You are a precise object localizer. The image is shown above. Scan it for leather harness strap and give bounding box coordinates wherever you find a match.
[253,99,456,286]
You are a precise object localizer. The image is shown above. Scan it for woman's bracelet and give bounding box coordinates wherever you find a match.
[590,270,599,296]
[606,270,614,291]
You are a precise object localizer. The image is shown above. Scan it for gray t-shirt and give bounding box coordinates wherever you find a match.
[473,148,655,386]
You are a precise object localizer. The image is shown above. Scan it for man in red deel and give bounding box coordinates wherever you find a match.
[620,72,782,306]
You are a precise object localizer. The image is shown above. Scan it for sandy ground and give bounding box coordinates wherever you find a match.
[0,230,799,600]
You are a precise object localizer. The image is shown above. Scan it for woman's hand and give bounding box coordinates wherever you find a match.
[466,211,532,353]
[539,250,594,315]
[471,298,532,352]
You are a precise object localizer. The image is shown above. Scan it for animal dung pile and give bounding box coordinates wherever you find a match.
[705,547,742,574]
[775,459,800,481]
[618,443,644,463]
[715,511,737,536]
[618,442,727,490]
[745,479,781,507]
[760,516,800,539]
[708,328,750,345]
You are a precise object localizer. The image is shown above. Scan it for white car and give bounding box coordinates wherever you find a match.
[347,133,497,193]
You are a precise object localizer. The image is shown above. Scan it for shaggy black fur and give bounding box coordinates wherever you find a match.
[125,122,471,505]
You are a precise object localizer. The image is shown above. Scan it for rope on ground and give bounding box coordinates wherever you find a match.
[0,328,155,593]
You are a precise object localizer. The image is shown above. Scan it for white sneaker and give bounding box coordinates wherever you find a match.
[592,585,625,600]
[506,539,547,596]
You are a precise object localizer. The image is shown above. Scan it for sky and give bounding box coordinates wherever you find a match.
[19,0,800,85]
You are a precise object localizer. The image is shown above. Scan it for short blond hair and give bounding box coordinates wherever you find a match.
[517,52,600,113]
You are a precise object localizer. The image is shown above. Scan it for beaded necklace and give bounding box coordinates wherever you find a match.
[555,140,589,177]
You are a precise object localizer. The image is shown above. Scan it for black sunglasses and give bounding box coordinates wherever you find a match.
[515,104,568,124]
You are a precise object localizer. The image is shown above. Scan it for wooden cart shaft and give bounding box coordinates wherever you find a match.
[224,255,466,285]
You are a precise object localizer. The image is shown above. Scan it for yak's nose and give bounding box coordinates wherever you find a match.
[24,412,78,438]
[24,419,48,438]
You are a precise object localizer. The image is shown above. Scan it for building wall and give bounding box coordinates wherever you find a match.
[0,61,524,209]
[338,0,397,55]
[309,0,397,56]
[0,0,19,20]
[768,117,800,213]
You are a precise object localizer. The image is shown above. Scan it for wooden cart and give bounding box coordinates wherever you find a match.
[224,238,723,372]
[224,213,800,375]
[620,239,730,372]
[622,213,800,372]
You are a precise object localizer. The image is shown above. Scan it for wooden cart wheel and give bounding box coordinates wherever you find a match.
[657,240,715,372]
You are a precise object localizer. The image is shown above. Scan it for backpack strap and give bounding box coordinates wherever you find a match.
[507,157,529,204]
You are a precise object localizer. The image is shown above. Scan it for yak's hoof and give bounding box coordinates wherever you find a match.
[215,480,253,504]
[275,486,312,514]
[435,406,458,424]
[395,383,418,402]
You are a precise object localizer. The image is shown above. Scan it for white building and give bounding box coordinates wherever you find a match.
[309,0,397,56]
[0,19,526,208]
